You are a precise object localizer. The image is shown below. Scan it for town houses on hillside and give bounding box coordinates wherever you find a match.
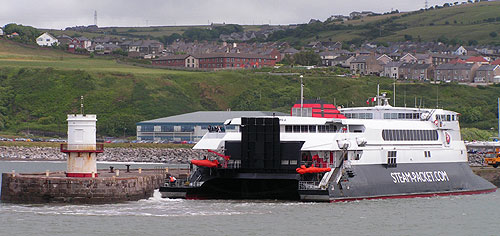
[152,53,276,69]
[28,27,500,77]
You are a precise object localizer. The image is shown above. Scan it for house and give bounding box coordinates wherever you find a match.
[434,63,480,82]
[452,46,467,55]
[350,56,382,75]
[36,32,59,47]
[282,47,299,56]
[430,53,457,66]
[465,56,489,65]
[331,55,355,68]
[152,53,276,69]
[7,32,19,38]
[56,34,72,45]
[400,53,418,63]
[415,54,432,64]
[0,28,4,36]
[408,64,434,80]
[128,40,164,57]
[383,61,403,78]
[152,54,190,67]
[75,37,92,50]
[319,51,338,66]
[474,65,500,83]
[376,54,393,65]
[492,59,500,65]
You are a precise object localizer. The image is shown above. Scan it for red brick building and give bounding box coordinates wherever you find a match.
[152,53,276,69]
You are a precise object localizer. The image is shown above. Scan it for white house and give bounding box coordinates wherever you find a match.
[452,46,467,56]
[36,32,59,46]
[0,28,4,36]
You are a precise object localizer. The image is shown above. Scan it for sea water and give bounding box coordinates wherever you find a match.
[1,161,499,236]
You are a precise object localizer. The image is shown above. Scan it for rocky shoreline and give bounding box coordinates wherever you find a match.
[0,146,215,163]
[0,146,489,166]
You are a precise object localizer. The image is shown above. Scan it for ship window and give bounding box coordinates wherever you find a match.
[388,151,397,157]
[301,125,308,132]
[281,160,289,165]
[318,125,326,133]
[424,151,431,158]
[384,113,390,119]
[290,160,298,165]
[293,125,300,133]
[285,125,292,133]
[309,125,316,133]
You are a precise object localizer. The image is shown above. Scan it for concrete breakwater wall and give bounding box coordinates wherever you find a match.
[472,168,500,187]
[0,146,213,163]
[1,170,166,204]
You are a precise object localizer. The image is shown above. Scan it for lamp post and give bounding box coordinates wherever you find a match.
[300,75,304,117]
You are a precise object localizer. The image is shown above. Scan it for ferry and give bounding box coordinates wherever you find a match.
[160,93,496,201]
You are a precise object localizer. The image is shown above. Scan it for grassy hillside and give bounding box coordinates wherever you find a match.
[271,1,500,45]
[0,40,499,140]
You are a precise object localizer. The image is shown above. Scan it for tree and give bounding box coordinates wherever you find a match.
[3,23,40,44]
[292,51,321,66]
[404,34,413,41]
[490,32,498,38]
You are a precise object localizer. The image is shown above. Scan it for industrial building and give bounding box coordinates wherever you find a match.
[136,111,286,142]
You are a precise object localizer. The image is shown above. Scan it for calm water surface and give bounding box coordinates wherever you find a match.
[1,161,499,236]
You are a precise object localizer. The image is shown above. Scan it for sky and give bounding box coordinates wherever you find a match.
[0,0,453,29]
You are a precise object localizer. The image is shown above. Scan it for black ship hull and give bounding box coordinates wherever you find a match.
[160,162,496,201]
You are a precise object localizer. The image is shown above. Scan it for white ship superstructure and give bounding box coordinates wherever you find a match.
[161,95,496,201]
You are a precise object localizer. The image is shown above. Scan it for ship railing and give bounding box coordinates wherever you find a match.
[164,178,191,187]
[223,160,242,169]
[298,181,321,190]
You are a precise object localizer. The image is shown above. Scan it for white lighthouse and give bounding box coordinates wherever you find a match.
[61,114,103,177]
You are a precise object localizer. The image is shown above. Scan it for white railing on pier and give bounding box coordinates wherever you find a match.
[204,132,227,139]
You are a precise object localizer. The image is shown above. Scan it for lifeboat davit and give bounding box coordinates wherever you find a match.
[296,165,331,174]
[191,159,220,168]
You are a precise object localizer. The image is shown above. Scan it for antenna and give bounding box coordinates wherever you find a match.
[80,96,84,115]
[94,10,97,26]
[425,0,428,9]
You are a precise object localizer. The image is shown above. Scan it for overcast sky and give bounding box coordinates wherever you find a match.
[1,0,453,29]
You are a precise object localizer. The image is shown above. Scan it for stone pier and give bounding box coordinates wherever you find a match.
[1,169,166,204]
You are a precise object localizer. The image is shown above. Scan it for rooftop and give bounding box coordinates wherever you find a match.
[137,111,287,124]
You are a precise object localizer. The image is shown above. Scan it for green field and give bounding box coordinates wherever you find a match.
[275,1,500,45]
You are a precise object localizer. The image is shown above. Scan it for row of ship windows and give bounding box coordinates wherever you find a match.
[344,112,422,120]
[344,113,373,119]
[382,129,439,141]
[383,113,421,120]
[284,125,341,133]
[388,151,432,158]
[436,114,458,121]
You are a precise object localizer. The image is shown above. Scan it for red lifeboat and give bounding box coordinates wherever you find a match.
[191,159,220,168]
[296,165,331,174]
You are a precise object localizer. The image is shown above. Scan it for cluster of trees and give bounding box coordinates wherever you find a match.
[3,23,40,45]
[281,51,321,66]
[182,24,243,41]
[156,24,244,44]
